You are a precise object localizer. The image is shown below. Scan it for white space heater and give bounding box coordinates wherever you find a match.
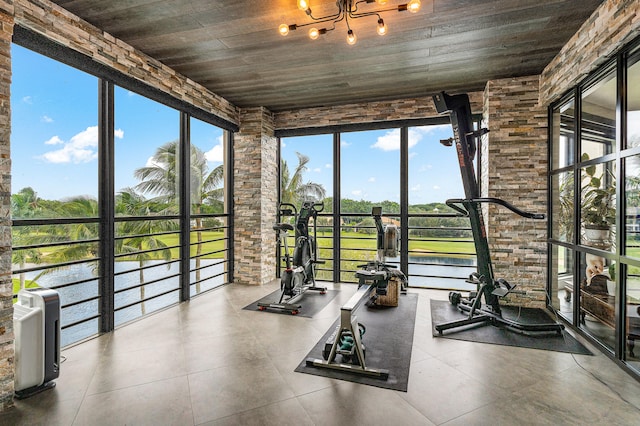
[13,288,60,399]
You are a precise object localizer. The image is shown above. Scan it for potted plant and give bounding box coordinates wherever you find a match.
[581,153,616,245]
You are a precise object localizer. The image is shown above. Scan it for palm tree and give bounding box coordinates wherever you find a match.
[116,188,174,315]
[281,152,326,205]
[135,140,224,293]
[12,187,46,290]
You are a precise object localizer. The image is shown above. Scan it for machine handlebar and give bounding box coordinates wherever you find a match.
[279,203,297,217]
[446,197,545,220]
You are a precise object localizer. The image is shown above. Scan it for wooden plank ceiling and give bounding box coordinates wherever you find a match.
[51,0,603,112]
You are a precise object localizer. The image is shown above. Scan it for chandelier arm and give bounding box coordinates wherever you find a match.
[307,9,343,22]
[350,6,404,19]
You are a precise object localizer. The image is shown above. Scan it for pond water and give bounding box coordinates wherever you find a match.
[18,259,225,347]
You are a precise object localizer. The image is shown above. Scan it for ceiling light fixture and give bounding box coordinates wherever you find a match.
[279,0,421,45]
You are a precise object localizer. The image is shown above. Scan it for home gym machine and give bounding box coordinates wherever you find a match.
[431,91,564,335]
[258,200,327,314]
[355,206,407,301]
[305,207,406,380]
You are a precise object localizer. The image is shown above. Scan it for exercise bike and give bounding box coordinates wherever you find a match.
[431,91,564,336]
[258,201,327,315]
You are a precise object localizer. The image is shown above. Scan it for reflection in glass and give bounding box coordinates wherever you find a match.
[626,155,640,260]
[552,98,575,169]
[580,161,616,252]
[579,252,616,351]
[627,53,640,150]
[551,171,574,242]
[627,270,640,368]
[551,245,574,323]
[581,69,616,160]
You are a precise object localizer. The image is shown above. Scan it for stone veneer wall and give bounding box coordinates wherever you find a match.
[234,108,278,285]
[482,75,548,307]
[0,0,12,412]
[540,0,640,105]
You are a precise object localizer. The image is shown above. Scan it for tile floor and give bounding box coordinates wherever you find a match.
[2,281,640,425]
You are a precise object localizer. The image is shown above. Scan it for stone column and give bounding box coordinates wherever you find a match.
[482,75,548,308]
[233,108,278,285]
[0,1,13,412]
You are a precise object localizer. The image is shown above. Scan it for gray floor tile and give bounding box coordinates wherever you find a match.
[73,376,194,426]
[297,381,434,426]
[188,357,295,424]
[200,397,314,426]
[3,285,640,426]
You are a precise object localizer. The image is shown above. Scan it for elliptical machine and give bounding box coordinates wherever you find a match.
[431,91,564,335]
[258,200,327,315]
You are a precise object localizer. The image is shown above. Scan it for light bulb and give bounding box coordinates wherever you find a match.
[309,28,319,40]
[279,24,290,36]
[347,29,357,45]
[377,19,387,36]
[298,0,309,10]
[408,0,421,13]
[376,0,388,4]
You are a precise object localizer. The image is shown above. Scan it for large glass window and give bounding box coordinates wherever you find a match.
[11,43,234,347]
[280,134,333,281]
[278,122,475,287]
[340,129,400,282]
[113,87,181,326]
[552,98,575,169]
[581,69,616,160]
[11,45,100,346]
[407,125,475,290]
[189,118,229,294]
[549,39,640,375]
[551,245,574,323]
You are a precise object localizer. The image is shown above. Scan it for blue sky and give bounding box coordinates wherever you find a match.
[281,125,464,204]
[12,44,463,204]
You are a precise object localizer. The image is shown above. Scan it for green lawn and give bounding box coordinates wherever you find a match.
[131,230,475,261]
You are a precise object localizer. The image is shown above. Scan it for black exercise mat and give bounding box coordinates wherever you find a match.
[295,293,418,391]
[243,289,339,317]
[430,299,592,355]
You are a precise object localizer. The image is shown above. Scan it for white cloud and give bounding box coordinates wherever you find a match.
[341,140,351,147]
[41,115,53,123]
[22,96,32,104]
[205,136,224,163]
[313,168,321,173]
[411,184,421,191]
[115,128,124,139]
[433,185,441,190]
[370,128,428,151]
[41,126,99,164]
[371,128,401,151]
[44,136,63,145]
[325,163,332,169]
[368,177,375,182]
[351,190,362,196]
